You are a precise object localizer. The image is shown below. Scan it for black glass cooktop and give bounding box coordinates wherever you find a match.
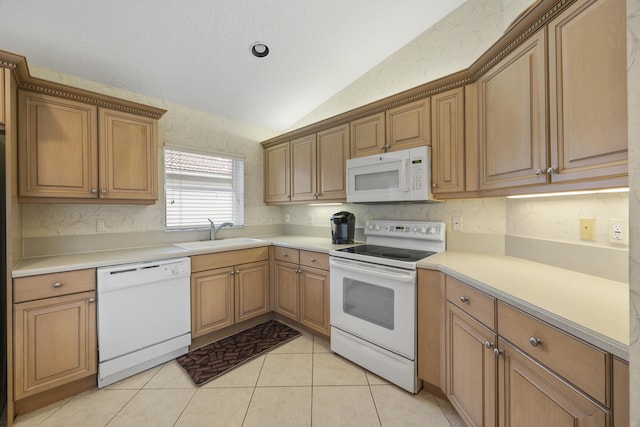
[336,244,435,263]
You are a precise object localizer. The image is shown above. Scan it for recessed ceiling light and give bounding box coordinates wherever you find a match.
[251,42,270,58]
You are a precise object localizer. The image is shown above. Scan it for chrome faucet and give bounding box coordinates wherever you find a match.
[208,219,234,240]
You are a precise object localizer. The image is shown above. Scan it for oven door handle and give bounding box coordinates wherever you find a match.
[330,258,415,284]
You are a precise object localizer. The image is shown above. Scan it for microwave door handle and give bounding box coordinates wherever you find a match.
[401,159,409,192]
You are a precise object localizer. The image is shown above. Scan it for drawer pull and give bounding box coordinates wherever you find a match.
[310,258,317,262]
[282,252,288,257]
[52,282,63,288]
[529,337,542,347]
[459,296,469,303]
[484,341,494,349]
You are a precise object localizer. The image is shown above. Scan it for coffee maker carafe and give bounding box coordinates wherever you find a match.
[330,211,355,244]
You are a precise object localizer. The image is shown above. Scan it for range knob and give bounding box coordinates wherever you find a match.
[427,226,437,235]
[374,224,381,231]
[420,226,427,234]
[367,223,375,230]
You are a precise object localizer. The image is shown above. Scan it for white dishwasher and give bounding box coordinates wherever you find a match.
[97,257,191,388]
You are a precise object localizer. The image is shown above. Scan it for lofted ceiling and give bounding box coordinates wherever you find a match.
[1,0,466,131]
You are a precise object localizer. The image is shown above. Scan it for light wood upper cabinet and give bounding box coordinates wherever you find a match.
[431,88,465,194]
[19,91,98,199]
[264,142,291,203]
[316,123,349,201]
[350,112,385,158]
[98,108,157,201]
[547,0,627,183]
[0,68,6,125]
[291,124,350,202]
[477,29,547,190]
[386,98,430,151]
[290,134,317,202]
[18,91,159,203]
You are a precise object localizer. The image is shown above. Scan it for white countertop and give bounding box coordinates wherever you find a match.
[12,237,629,360]
[418,251,629,360]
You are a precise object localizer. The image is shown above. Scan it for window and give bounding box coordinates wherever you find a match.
[165,147,244,230]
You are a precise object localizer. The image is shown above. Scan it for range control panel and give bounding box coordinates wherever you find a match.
[365,220,446,241]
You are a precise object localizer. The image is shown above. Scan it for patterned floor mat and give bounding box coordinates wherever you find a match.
[176,320,301,385]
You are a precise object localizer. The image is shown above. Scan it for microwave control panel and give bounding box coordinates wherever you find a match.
[410,157,425,191]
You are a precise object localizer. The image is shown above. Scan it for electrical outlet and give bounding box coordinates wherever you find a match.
[608,218,628,245]
[579,217,595,241]
[452,217,462,231]
[285,214,290,223]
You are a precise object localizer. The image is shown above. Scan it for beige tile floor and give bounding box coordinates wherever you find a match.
[12,332,465,427]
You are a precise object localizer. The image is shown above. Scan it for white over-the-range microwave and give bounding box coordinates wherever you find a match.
[346,146,438,203]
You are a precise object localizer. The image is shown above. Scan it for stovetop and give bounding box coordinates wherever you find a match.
[333,244,436,263]
[329,219,446,270]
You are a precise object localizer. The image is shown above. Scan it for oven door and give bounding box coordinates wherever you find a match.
[329,256,416,359]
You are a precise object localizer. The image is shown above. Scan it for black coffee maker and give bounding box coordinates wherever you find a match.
[330,211,355,244]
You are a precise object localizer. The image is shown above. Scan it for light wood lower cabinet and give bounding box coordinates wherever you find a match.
[498,338,607,427]
[273,247,330,336]
[13,269,97,401]
[190,247,269,338]
[417,270,620,427]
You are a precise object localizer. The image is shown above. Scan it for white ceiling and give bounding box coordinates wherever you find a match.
[1,1,465,131]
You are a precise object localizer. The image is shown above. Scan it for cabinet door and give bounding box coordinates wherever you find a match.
[14,291,96,400]
[498,339,608,427]
[18,91,98,199]
[264,142,290,203]
[99,108,157,200]
[477,30,547,190]
[299,266,329,336]
[386,98,430,151]
[431,88,465,194]
[273,261,299,321]
[191,267,234,337]
[0,68,5,125]
[290,134,317,202]
[235,261,270,323]
[612,357,629,427]
[350,112,385,158]
[548,0,627,183]
[317,123,349,201]
[446,303,497,427]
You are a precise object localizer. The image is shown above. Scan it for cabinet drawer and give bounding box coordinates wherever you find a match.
[273,246,300,264]
[300,250,329,270]
[446,276,496,330]
[497,301,609,405]
[13,269,96,303]
[191,247,269,273]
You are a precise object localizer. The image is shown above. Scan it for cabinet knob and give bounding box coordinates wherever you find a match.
[535,168,544,176]
[529,337,542,347]
[546,167,556,175]
[310,258,317,262]
[52,282,63,288]
[282,252,288,257]
[88,298,96,303]
[100,189,107,194]
[235,270,240,275]
[493,347,503,357]
[432,183,438,188]
[91,189,98,193]
[295,269,302,274]
[484,341,494,349]
[459,296,469,303]
[230,271,236,276]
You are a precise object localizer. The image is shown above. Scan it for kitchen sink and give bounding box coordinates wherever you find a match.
[173,237,265,250]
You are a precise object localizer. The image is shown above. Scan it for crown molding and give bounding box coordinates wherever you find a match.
[0,50,166,119]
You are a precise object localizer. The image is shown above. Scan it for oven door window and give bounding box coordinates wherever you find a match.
[343,278,394,330]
